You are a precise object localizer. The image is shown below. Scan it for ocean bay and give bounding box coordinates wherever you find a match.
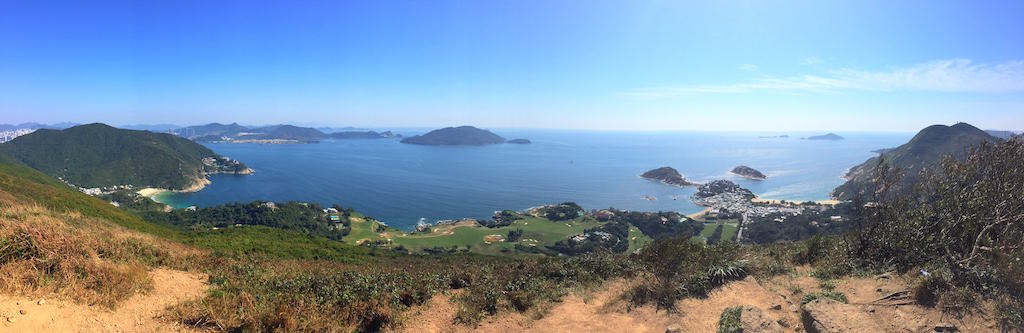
[159,130,911,230]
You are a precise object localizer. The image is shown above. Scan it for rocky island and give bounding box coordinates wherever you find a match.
[731,165,767,180]
[641,166,695,186]
[804,133,844,140]
[400,126,507,146]
[507,138,531,144]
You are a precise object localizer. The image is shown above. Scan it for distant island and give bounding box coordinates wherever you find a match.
[507,138,531,144]
[173,123,397,143]
[833,122,997,200]
[0,123,251,192]
[400,126,508,146]
[641,166,695,186]
[804,133,844,140]
[731,165,766,180]
[757,134,789,139]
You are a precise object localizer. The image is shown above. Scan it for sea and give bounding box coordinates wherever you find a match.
[155,130,911,230]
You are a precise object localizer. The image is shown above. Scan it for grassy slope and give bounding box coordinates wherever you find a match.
[0,159,370,261]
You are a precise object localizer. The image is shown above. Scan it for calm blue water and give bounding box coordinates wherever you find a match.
[158,130,911,230]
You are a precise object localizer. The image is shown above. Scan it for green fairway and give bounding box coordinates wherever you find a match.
[694,218,739,243]
[342,216,606,254]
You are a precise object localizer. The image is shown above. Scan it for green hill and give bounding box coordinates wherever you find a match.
[0,123,240,190]
[400,126,506,145]
[832,122,997,200]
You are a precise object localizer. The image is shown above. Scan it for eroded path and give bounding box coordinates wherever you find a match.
[0,268,208,333]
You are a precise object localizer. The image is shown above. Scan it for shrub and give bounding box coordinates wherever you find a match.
[717,306,743,333]
[801,291,848,305]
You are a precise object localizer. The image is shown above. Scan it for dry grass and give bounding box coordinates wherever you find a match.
[0,194,204,308]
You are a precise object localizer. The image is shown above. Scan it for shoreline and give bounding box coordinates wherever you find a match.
[751,197,841,205]
[137,176,212,207]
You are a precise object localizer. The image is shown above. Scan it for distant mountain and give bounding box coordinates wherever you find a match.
[804,133,844,140]
[985,129,1020,140]
[641,166,695,186]
[400,126,507,146]
[119,124,182,132]
[318,126,370,133]
[174,123,329,143]
[0,122,79,131]
[0,123,249,190]
[244,125,327,142]
[832,123,998,200]
[174,123,249,139]
[329,131,400,140]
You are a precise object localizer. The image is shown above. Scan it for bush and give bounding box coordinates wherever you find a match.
[631,238,747,310]
[718,306,743,333]
[801,291,848,305]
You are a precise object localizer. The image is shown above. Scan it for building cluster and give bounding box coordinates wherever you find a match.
[0,128,35,143]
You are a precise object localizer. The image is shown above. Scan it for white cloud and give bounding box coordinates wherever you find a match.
[739,63,758,71]
[628,59,1024,97]
[803,56,823,65]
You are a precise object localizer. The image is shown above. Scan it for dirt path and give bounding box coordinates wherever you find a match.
[397,272,1004,333]
[0,268,209,333]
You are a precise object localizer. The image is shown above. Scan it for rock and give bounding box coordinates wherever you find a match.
[18,309,26,315]
[866,306,875,313]
[37,299,45,305]
[933,323,958,332]
[740,306,784,333]
[777,317,792,328]
[801,299,885,333]
[770,303,782,310]
[6,316,15,323]
[789,304,800,313]
[665,324,684,333]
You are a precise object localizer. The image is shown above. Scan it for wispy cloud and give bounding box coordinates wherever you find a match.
[803,56,823,65]
[739,63,758,72]
[628,59,1024,97]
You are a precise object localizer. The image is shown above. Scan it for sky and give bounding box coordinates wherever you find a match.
[1,0,1023,132]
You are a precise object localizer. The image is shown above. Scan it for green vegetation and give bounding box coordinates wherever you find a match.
[717,306,743,333]
[141,201,351,240]
[0,123,247,189]
[833,122,996,200]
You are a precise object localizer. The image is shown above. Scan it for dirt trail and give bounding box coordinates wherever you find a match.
[0,268,208,333]
[398,272,1003,333]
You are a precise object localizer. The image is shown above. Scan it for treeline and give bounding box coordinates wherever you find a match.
[140,201,354,241]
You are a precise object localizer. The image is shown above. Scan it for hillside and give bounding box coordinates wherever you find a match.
[832,122,997,200]
[401,126,507,145]
[0,123,247,190]
[173,122,248,138]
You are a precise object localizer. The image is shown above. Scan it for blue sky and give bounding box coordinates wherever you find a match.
[1,0,1023,131]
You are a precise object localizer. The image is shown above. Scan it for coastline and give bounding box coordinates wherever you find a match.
[751,197,841,205]
[137,176,212,206]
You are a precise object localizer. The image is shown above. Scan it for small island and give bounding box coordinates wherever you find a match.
[804,133,844,140]
[507,138,531,144]
[400,126,507,146]
[731,165,766,180]
[641,166,695,186]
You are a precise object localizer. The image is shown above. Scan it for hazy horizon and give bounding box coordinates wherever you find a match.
[3,1,1024,131]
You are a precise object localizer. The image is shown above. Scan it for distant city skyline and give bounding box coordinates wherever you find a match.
[2,1,1023,131]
